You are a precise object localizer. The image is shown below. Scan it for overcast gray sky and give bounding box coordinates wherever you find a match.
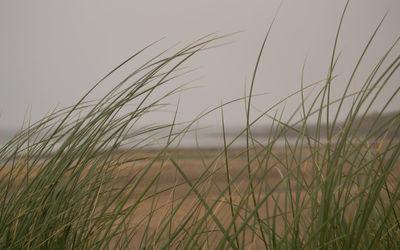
[1,0,399,133]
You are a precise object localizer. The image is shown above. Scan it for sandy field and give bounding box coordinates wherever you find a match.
[2,145,399,248]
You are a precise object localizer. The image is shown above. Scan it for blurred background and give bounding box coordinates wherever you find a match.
[1,0,399,147]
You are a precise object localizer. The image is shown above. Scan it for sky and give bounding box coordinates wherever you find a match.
[1,0,399,134]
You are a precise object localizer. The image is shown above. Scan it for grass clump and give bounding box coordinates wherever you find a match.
[1,1,400,249]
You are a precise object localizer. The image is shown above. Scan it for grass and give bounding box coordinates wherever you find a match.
[1,1,400,249]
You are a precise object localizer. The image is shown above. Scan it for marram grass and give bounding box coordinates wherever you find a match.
[1,2,400,249]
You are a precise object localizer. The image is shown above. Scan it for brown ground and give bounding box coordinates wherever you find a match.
[2,145,399,248]
[106,146,400,248]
